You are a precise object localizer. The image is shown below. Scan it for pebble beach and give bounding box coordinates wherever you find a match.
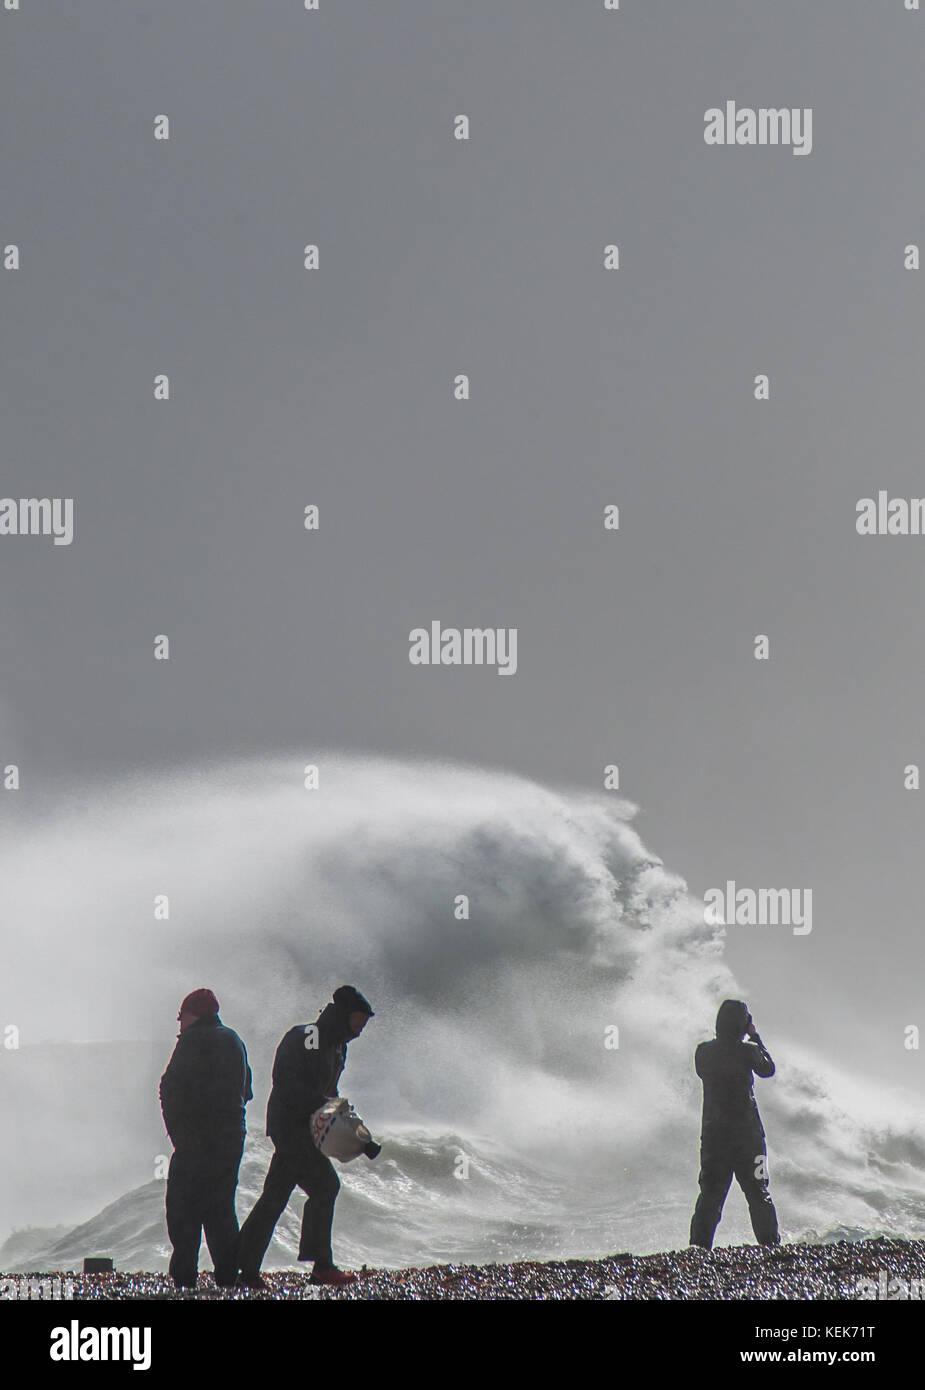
[20,1236,925,1301]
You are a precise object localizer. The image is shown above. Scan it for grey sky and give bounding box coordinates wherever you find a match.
[2,1,924,1086]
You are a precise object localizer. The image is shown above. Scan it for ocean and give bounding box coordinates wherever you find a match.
[3,755,925,1273]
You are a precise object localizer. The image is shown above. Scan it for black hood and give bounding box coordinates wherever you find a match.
[715,999,749,1041]
[332,984,374,1017]
[316,1000,352,1041]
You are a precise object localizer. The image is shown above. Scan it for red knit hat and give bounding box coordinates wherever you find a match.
[178,988,219,1019]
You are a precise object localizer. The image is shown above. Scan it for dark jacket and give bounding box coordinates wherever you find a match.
[159,1014,252,1147]
[695,1000,774,1148]
[266,1001,352,1144]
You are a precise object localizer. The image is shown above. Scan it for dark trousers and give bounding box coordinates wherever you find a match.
[237,1138,340,1275]
[165,1136,244,1287]
[690,1137,780,1249]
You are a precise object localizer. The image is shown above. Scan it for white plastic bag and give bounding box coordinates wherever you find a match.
[310,1097,373,1163]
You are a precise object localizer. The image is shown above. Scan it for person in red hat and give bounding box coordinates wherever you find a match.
[159,988,253,1289]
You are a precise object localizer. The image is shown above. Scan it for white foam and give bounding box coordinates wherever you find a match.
[2,754,924,1264]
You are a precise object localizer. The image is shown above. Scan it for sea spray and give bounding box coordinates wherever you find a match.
[2,755,925,1267]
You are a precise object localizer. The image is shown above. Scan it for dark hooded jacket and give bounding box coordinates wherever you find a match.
[266,1001,353,1144]
[694,1000,774,1148]
[159,1014,253,1147]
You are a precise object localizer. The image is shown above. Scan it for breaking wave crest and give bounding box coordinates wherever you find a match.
[2,755,924,1268]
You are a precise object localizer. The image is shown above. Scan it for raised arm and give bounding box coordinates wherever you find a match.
[747,1035,775,1079]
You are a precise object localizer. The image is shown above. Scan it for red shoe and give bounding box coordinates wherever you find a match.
[235,1273,269,1291]
[309,1266,357,1286]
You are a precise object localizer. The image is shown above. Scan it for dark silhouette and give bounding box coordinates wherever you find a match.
[689,999,780,1250]
[159,988,253,1288]
[236,985,378,1288]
